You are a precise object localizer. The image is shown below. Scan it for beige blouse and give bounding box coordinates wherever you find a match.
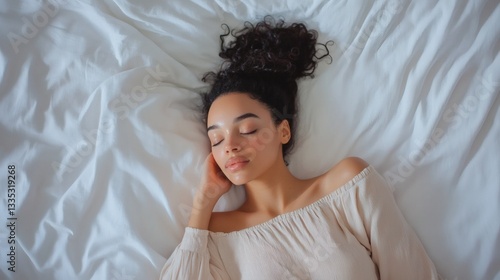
[160,166,440,279]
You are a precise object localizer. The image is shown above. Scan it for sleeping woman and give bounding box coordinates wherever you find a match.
[160,17,440,280]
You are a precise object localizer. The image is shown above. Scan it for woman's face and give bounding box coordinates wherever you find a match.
[207,92,290,185]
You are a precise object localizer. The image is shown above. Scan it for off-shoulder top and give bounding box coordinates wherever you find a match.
[160,166,440,280]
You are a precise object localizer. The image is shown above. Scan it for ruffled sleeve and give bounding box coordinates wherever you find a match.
[159,227,229,280]
[342,167,440,280]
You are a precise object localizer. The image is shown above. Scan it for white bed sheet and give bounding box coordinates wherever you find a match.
[0,0,498,279]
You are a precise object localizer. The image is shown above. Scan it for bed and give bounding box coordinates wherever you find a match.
[0,0,498,279]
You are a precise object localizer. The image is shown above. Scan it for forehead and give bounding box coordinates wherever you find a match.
[207,93,271,125]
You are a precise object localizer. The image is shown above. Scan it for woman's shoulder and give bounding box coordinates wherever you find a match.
[318,157,370,195]
[330,157,370,179]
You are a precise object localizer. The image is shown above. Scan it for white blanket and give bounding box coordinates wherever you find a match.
[0,0,498,279]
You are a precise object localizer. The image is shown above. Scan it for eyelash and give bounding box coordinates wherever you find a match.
[211,129,258,147]
[242,129,257,135]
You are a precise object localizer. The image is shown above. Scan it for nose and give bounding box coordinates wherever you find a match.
[225,134,243,153]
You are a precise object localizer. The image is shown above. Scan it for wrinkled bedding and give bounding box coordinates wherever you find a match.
[0,0,498,279]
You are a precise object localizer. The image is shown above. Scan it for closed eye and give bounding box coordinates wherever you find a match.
[241,129,257,135]
[212,140,223,147]
[211,130,257,147]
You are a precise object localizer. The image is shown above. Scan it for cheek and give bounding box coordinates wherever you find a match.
[256,127,277,149]
[244,129,281,156]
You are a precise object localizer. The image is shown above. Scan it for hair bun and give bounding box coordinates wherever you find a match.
[218,16,330,80]
[202,17,332,159]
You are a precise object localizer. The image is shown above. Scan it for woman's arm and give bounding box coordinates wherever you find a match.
[188,190,219,229]
[344,166,441,280]
[159,228,229,280]
[188,152,232,229]
[159,153,232,279]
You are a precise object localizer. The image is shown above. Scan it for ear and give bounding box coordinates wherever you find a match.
[278,120,291,144]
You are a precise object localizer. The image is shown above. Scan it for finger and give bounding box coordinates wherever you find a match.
[204,153,215,171]
[208,154,223,173]
[204,152,214,164]
[216,170,227,180]
[206,153,216,166]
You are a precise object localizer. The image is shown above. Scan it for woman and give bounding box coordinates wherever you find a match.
[160,17,440,279]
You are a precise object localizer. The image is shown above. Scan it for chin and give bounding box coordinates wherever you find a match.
[227,172,253,186]
[228,176,249,186]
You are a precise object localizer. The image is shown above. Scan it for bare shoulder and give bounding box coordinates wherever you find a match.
[320,157,370,193]
[332,157,369,179]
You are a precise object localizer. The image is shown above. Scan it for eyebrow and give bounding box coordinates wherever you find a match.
[207,113,260,132]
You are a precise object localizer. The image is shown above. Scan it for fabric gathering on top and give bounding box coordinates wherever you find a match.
[160,166,440,279]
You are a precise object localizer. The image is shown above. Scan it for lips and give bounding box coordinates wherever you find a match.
[225,156,250,172]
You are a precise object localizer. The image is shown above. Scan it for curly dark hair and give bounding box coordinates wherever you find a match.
[202,16,332,160]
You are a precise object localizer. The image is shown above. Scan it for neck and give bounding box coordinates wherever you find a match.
[240,158,305,216]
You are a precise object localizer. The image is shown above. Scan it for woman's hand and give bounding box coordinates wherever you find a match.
[188,153,232,229]
[197,152,232,205]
